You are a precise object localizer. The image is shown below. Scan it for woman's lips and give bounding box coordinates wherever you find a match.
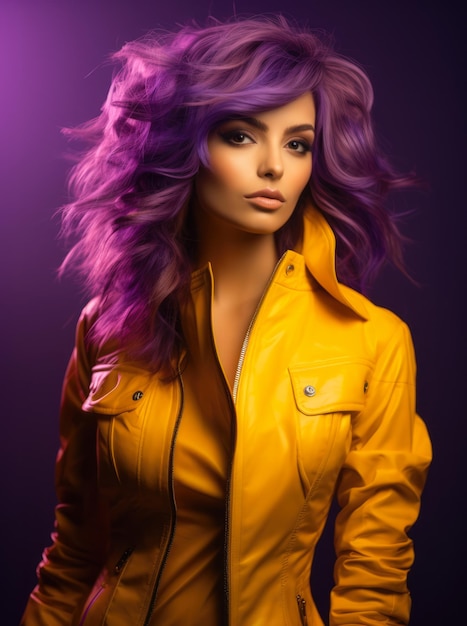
[244,189,285,210]
[246,196,284,210]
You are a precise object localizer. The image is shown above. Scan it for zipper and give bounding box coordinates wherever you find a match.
[218,254,286,623]
[202,269,240,625]
[79,547,135,624]
[231,252,286,403]
[208,303,237,626]
[142,368,185,626]
[223,450,235,626]
[296,594,308,626]
[114,546,134,574]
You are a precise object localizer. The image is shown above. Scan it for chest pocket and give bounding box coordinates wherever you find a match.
[83,364,150,413]
[82,364,154,489]
[288,358,372,496]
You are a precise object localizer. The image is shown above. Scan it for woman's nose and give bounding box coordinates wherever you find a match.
[257,146,284,179]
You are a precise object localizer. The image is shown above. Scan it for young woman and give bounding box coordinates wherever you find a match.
[21,16,432,626]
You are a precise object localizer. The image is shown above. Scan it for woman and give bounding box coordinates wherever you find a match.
[21,16,432,626]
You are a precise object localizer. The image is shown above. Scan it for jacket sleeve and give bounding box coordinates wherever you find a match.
[21,302,107,626]
[330,319,432,625]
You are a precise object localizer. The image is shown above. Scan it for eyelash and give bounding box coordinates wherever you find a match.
[286,139,312,154]
[219,130,312,154]
[220,130,253,145]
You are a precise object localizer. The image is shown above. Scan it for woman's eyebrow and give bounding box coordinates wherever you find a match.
[228,116,315,134]
[285,123,315,134]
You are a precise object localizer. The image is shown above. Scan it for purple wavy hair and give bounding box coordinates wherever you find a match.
[60,15,414,372]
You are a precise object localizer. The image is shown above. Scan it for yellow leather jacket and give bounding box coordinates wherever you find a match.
[22,207,431,626]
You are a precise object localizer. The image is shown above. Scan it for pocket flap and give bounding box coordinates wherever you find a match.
[289,359,372,415]
[82,365,152,415]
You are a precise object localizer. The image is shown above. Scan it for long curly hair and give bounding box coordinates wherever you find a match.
[60,15,414,372]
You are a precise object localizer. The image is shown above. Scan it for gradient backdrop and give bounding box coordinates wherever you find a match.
[1,1,464,624]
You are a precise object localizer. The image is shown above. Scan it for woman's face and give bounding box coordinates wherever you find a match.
[194,92,316,237]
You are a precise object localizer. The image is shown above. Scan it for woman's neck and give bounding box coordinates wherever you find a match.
[193,210,280,388]
[194,216,279,306]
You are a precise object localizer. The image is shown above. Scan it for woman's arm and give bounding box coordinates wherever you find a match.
[331,320,432,625]
[21,304,106,626]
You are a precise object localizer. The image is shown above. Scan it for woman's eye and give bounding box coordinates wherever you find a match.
[220,131,254,145]
[287,139,311,154]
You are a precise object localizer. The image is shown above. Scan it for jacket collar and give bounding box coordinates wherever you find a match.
[298,205,369,320]
[189,204,369,321]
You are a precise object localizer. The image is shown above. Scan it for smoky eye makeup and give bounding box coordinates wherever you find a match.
[218,128,255,145]
[286,138,314,154]
[213,117,315,151]
[215,119,257,144]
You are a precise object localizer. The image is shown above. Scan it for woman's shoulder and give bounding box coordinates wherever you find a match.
[74,296,122,365]
[338,281,413,339]
[78,296,102,325]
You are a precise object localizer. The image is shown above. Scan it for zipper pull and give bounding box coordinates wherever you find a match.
[296,594,308,626]
[115,547,134,574]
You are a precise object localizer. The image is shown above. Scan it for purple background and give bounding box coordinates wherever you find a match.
[1,1,464,623]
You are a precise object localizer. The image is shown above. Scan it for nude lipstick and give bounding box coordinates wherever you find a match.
[244,189,285,210]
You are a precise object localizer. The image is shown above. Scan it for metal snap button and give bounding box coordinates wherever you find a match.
[304,385,316,397]
[286,264,295,275]
[363,381,369,393]
[132,391,144,401]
